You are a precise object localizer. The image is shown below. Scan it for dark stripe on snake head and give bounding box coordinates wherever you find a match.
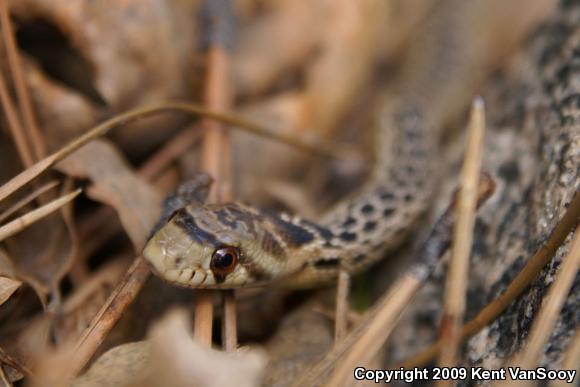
[266,213,315,247]
[261,230,287,260]
[173,208,221,248]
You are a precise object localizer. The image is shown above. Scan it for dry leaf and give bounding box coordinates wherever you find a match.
[233,1,324,96]
[71,341,150,387]
[0,276,21,306]
[263,304,333,387]
[3,198,77,299]
[141,309,266,387]
[73,309,267,387]
[57,140,163,250]
[8,0,199,153]
[302,0,388,135]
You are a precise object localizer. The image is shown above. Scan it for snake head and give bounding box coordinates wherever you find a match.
[143,203,302,288]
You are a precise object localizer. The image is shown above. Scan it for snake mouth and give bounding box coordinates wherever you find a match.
[142,240,220,288]
[143,243,204,287]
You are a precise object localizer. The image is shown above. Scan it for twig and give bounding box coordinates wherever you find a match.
[0,102,338,204]
[138,124,202,181]
[0,180,59,223]
[0,64,33,167]
[196,0,236,349]
[334,270,350,344]
[0,0,46,160]
[292,174,495,387]
[497,230,580,386]
[398,189,580,368]
[0,346,31,378]
[0,189,81,242]
[436,98,485,381]
[71,256,151,375]
[325,274,424,387]
[0,366,10,387]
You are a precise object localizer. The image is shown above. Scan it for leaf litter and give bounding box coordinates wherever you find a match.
[0,1,576,386]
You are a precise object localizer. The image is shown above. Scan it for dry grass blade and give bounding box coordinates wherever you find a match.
[496,230,580,386]
[334,270,350,344]
[0,188,81,242]
[71,257,151,376]
[0,346,31,378]
[324,274,423,387]
[0,66,33,167]
[0,181,59,223]
[0,0,45,160]
[295,176,495,387]
[196,0,236,347]
[0,102,336,205]
[138,125,202,181]
[436,98,485,380]
[0,366,10,387]
[398,190,580,368]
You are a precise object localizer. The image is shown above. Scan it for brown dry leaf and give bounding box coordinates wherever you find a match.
[141,311,266,387]
[377,0,440,57]
[3,196,78,299]
[26,342,77,387]
[232,92,307,204]
[233,1,324,96]
[23,59,99,150]
[302,0,388,135]
[52,259,128,343]
[0,276,21,306]
[71,341,150,387]
[263,304,333,386]
[8,0,199,152]
[72,309,267,387]
[0,249,16,278]
[57,140,162,250]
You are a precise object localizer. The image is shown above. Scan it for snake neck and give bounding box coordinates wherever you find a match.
[275,100,437,287]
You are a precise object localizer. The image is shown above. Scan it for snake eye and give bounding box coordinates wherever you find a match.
[211,246,239,276]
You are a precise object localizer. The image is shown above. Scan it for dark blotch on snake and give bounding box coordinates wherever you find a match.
[364,221,377,232]
[313,257,340,269]
[383,208,395,217]
[380,191,395,201]
[339,231,357,242]
[342,217,357,227]
[361,203,375,214]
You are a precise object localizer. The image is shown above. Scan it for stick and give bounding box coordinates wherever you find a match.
[0,102,338,204]
[398,190,580,368]
[0,189,81,242]
[497,230,580,386]
[196,0,237,349]
[436,98,485,383]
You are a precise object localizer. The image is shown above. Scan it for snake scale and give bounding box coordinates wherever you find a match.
[143,2,475,289]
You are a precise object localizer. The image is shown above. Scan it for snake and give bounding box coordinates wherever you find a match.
[142,2,476,289]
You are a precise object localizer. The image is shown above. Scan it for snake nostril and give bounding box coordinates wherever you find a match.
[174,257,184,266]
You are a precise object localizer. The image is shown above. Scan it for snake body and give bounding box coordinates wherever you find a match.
[143,3,473,289]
